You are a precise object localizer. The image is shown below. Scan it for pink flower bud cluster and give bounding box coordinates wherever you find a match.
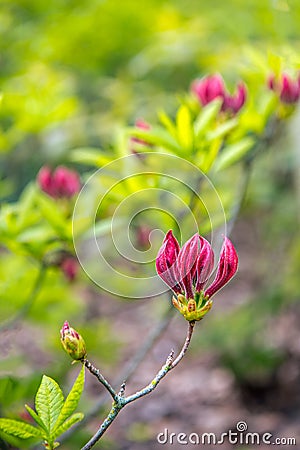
[191,74,247,115]
[156,231,238,321]
[268,73,300,104]
[37,166,81,199]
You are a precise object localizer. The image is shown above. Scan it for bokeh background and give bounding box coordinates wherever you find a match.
[1,1,300,449]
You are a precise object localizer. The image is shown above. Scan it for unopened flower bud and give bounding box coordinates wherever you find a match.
[61,257,79,282]
[37,166,81,199]
[130,118,152,150]
[156,231,238,321]
[191,74,246,114]
[37,166,53,196]
[268,72,300,104]
[222,82,247,114]
[191,74,225,107]
[60,321,86,361]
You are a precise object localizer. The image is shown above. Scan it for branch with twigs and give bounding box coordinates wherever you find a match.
[80,321,195,450]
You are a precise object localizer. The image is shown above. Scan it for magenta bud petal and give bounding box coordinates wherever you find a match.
[192,75,246,115]
[163,230,180,263]
[156,230,181,293]
[195,237,214,292]
[53,166,81,198]
[234,82,247,111]
[61,257,79,281]
[131,118,151,146]
[280,73,300,104]
[269,73,300,104]
[177,234,201,299]
[60,320,71,339]
[223,82,247,114]
[37,166,54,197]
[268,74,276,91]
[192,74,225,107]
[205,237,238,298]
[135,119,151,131]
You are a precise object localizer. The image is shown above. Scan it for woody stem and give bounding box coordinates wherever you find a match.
[81,320,195,449]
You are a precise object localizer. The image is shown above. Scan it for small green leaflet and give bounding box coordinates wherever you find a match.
[214,137,255,171]
[176,105,194,151]
[194,98,223,137]
[53,364,85,433]
[0,418,44,439]
[0,366,85,448]
[35,375,64,435]
[53,413,84,440]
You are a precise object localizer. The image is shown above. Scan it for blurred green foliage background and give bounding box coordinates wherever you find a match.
[1,0,300,448]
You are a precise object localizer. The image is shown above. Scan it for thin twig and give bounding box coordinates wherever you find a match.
[82,359,118,402]
[81,320,195,449]
[59,302,175,445]
[0,264,46,332]
[171,321,195,368]
[81,402,123,450]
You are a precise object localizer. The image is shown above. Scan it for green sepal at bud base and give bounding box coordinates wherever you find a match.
[172,292,213,322]
[60,321,87,361]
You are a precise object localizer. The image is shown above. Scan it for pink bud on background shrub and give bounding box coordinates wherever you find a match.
[60,321,86,361]
[191,74,247,114]
[61,256,79,281]
[268,73,300,104]
[37,166,81,198]
[130,118,152,148]
[156,231,238,321]
[222,82,247,114]
[191,74,225,106]
[135,225,152,249]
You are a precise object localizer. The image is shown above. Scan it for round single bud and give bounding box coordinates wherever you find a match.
[60,321,86,361]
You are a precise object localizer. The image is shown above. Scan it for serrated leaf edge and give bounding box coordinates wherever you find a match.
[0,418,43,439]
[52,366,85,434]
[35,375,64,435]
[52,412,84,440]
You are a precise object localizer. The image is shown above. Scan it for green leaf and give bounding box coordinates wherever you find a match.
[35,375,64,436]
[35,194,69,238]
[25,404,48,432]
[52,412,84,439]
[267,52,282,76]
[194,99,222,137]
[158,109,177,140]
[16,183,38,230]
[176,105,194,150]
[214,137,255,171]
[53,365,85,434]
[17,226,54,244]
[70,147,112,167]
[82,217,126,239]
[128,127,181,153]
[198,138,222,173]
[207,118,238,141]
[0,418,43,439]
